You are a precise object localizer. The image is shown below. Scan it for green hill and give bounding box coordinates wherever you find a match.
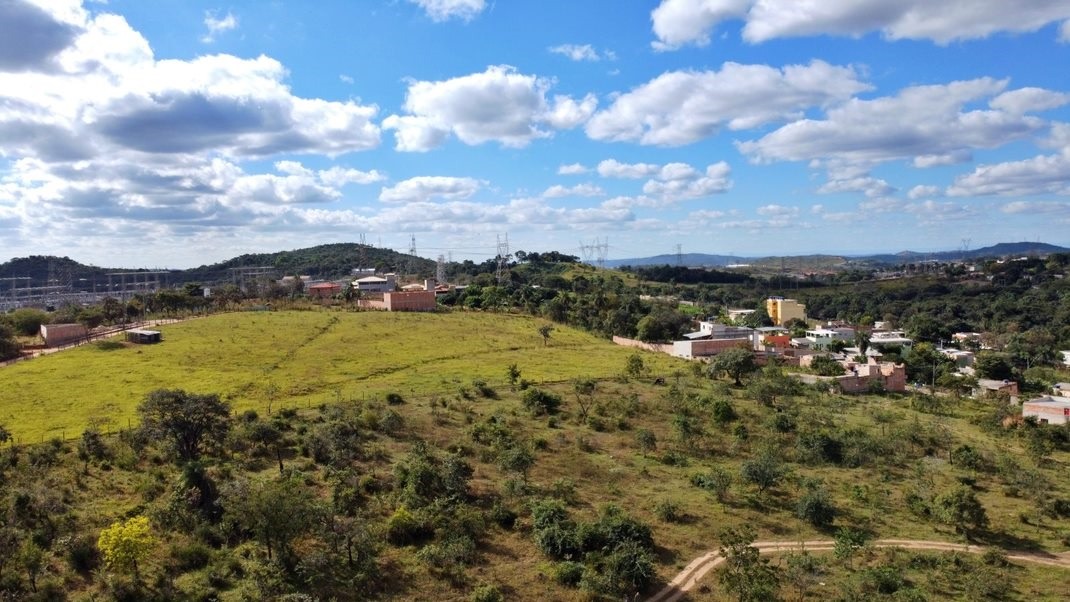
[0,309,1068,601]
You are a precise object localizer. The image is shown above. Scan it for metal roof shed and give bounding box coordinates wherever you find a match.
[126,329,162,344]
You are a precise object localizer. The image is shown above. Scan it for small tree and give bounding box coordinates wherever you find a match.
[573,378,597,421]
[833,527,869,568]
[710,348,758,386]
[17,540,45,592]
[97,516,155,577]
[138,389,231,462]
[740,453,786,495]
[718,526,781,602]
[522,388,562,416]
[635,429,657,454]
[506,363,521,388]
[0,422,11,446]
[796,486,837,528]
[625,353,644,379]
[221,476,321,565]
[538,324,554,346]
[935,485,988,538]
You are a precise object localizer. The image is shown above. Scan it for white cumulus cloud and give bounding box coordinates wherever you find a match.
[558,163,590,175]
[597,159,661,179]
[586,60,870,146]
[651,0,1070,48]
[379,176,484,204]
[408,0,485,22]
[201,10,237,43]
[384,65,595,151]
[542,183,604,198]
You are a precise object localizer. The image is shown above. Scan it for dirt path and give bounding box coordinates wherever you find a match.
[647,539,1070,602]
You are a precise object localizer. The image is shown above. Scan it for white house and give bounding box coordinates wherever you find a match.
[1022,396,1070,425]
[354,273,397,293]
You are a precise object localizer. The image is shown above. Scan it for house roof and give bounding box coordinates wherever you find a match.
[977,378,1015,390]
[308,282,340,289]
[355,276,388,283]
[1023,396,1070,408]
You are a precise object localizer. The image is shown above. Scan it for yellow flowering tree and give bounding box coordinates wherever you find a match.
[97,516,155,576]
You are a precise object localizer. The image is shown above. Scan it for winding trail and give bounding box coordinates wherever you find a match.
[647,539,1070,602]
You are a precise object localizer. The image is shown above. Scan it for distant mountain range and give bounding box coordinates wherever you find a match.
[3,241,1067,288]
[605,242,1069,269]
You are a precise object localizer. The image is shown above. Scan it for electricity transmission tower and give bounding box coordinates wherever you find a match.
[495,234,510,284]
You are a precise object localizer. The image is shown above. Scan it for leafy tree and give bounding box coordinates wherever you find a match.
[709,347,758,386]
[974,352,1016,381]
[97,516,155,576]
[572,378,597,421]
[221,476,321,565]
[0,422,11,445]
[10,308,49,337]
[506,363,521,388]
[740,452,786,495]
[538,323,554,346]
[635,429,656,454]
[833,527,870,568]
[711,398,738,425]
[137,388,231,462]
[522,388,562,416]
[718,526,780,602]
[935,485,988,537]
[77,427,108,470]
[18,540,45,592]
[810,355,846,376]
[691,468,733,505]
[796,485,837,528]
[636,308,689,342]
[0,322,19,361]
[626,352,645,379]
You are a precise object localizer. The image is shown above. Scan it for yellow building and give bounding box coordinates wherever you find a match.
[766,297,806,326]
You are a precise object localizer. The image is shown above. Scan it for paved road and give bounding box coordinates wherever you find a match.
[646,539,1070,602]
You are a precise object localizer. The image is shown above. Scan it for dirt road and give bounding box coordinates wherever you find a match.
[647,539,1070,602]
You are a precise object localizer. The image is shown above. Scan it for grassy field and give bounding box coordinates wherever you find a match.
[0,309,683,442]
[3,308,1070,601]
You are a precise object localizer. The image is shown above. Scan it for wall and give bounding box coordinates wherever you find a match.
[384,291,437,312]
[611,336,673,354]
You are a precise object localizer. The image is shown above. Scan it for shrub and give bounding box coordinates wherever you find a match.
[711,398,737,424]
[553,561,584,586]
[469,584,504,602]
[521,388,561,416]
[386,506,428,545]
[385,392,405,405]
[635,429,657,453]
[171,541,212,572]
[796,487,837,528]
[654,499,682,523]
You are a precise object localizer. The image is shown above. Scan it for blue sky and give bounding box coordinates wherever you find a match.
[1,0,1070,268]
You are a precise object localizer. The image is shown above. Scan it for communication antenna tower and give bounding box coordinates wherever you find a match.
[408,234,418,276]
[495,234,510,285]
[675,244,683,266]
[436,254,446,285]
[960,238,971,260]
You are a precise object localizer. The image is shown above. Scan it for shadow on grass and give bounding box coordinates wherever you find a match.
[976,529,1046,553]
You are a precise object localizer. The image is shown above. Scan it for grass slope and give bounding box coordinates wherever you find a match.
[0,309,681,442]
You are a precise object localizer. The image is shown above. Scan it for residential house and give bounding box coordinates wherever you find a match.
[804,327,855,349]
[975,378,1020,403]
[1022,396,1070,425]
[766,297,806,326]
[673,324,758,359]
[307,282,341,299]
[354,273,396,293]
[869,330,914,354]
[726,308,755,324]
